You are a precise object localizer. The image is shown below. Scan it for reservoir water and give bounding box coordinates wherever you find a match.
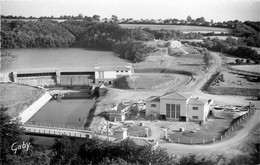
[1,48,128,72]
[26,99,96,128]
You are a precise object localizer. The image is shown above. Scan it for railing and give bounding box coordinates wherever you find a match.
[23,123,92,138]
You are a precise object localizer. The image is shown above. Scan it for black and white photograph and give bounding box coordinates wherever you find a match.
[0,0,259,164]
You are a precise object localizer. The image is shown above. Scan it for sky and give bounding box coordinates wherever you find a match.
[1,0,259,22]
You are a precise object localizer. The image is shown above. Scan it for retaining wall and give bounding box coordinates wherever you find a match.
[212,109,248,119]
[18,91,52,124]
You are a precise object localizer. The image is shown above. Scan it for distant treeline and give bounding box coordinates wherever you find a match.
[0,20,205,62]
[184,37,260,63]
[1,20,259,62]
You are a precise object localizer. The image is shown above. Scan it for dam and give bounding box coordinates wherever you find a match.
[7,62,134,86]
[11,68,95,86]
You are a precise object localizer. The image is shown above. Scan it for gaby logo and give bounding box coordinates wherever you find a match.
[11,142,31,154]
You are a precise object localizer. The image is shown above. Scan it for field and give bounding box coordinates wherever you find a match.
[211,71,260,89]
[120,24,231,33]
[167,116,233,144]
[203,36,239,40]
[206,71,260,96]
[113,74,180,90]
[0,83,45,117]
[231,65,260,74]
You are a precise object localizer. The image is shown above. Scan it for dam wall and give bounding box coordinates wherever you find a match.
[12,70,95,86]
[18,91,52,124]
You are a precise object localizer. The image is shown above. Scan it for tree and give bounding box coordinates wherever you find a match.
[111,15,118,23]
[93,15,100,21]
[50,136,79,165]
[203,51,214,70]
[0,109,25,164]
[178,154,215,165]
[186,16,192,22]
[77,13,83,20]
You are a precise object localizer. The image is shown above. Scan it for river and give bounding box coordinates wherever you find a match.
[1,48,128,72]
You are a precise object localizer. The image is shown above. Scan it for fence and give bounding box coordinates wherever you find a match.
[167,108,255,145]
[24,122,89,131]
[23,123,92,138]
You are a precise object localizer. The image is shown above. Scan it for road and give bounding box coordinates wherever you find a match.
[160,106,260,157]
[159,51,260,160]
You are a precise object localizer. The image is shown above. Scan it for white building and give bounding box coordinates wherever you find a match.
[146,92,213,122]
[94,62,134,85]
[168,40,181,48]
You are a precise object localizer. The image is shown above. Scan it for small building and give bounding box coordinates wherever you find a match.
[167,40,181,48]
[94,62,134,85]
[114,127,128,140]
[108,103,129,122]
[146,92,213,122]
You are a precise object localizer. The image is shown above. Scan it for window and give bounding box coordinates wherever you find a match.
[151,104,156,107]
[125,70,128,72]
[193,107,199,110]
[166,104,171,118]
[192,116,198,119]
[166,104,181,119]
[116,71,119,73]
[121,71,124,72]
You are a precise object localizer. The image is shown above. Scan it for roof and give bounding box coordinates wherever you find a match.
[115,127,128,133]
[95,62,132,67]
[15,67,95,74]
[95,62,133,71]
[146,96,160,102]
[95,66,132,71]
[160,92,192,100]
[188,98,205,105]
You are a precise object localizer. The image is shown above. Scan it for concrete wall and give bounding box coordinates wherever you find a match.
[212,108,247,119]
[146,101,160,117]
[60,75,93,86]
[0,73,10,82]
[17,76,56,86]
[18,91,52,124]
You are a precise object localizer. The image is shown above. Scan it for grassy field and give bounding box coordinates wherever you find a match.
[168,115,233,144]
[120,24,231,33]
[203,36,239,40]
[210,71,260,89]
[231,65,260,74]
[113,74,178,90]
[0,83,45,117]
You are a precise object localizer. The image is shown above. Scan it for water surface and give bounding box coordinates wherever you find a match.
[1,48,128,72]
[26,99,95,128]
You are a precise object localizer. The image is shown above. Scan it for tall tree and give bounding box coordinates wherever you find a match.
[186,15,192,22]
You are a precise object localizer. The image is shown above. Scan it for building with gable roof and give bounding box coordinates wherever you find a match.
[146,92,213,122]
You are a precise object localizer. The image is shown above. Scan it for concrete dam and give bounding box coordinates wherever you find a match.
[12,69,95,86]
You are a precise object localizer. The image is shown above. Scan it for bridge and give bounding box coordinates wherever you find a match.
[23,124,92,139]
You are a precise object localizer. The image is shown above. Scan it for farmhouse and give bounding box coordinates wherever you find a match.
[146,92,213,122]
[94,62,134,85]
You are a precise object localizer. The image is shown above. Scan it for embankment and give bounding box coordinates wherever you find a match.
[18,91,52,123]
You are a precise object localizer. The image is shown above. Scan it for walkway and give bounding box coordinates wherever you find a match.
[23,124,92,138]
